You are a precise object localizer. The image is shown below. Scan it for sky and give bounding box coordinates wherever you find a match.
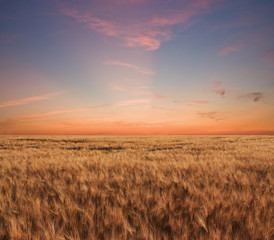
[0,0,274,135]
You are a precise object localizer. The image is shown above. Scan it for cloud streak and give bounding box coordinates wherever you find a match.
[113,98,151,107]
[218,45,241,56]
[110,0,146,5]
[60,0,216,51]
[60,8,166,51]
[16,97,154,119]
[0,91,65,108]
[105,61,155,75]
[26,107,91,118]
[211,81,225,97]
[151,105,174,111]
[237,92,263,102]
[60,8,118,37]
[260,49,274,67]
[125,35,162,51]
[187,100,211,107]
[141,91,167,99]
[197,111,225,121]
[189,100,210,104]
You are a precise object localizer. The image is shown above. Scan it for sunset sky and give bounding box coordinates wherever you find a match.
[1,0,274,134]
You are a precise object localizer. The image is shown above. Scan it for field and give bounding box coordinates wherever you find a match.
[0,135,273,239]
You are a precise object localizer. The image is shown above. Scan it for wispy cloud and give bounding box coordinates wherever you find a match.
[138,86,152,89]
[60,0,216,51]
[211,2,273,53]
[237,92,263,102]
[188,100,211,107]
[114,98,151,106]
[109,84,167,100]
[189,100,210,104]
[125,35,163,51]
[17,104,112,119]
[151,105,174,111]
[105,60,155,75]
[197,111,225,121]
[27,107,91,118]
[15,98,153,119]
[141,91,167,99]
[218,45,241,56]
[113,120,163,128]
[110,0,146,5]
[0,91,65,108]
[211,81,225,97]
[150,9,195,27]
[60,7,167,51]
[260,49,274,67]
[60,8,118,37]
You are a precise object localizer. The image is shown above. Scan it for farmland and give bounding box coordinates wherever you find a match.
[0,135,273,239]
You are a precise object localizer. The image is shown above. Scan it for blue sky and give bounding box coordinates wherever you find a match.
[0,0,274,134]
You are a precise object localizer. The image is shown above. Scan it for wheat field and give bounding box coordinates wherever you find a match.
[0,135,273,239]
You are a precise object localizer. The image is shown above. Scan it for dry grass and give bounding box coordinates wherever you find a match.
[0,135,273,239]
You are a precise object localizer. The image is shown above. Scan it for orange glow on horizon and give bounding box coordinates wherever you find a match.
[1,1,274,135]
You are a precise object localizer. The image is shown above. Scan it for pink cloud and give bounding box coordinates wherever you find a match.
[114,98,151,106]
[191,0,214,8]
[125,36,161,51]
[218,45,241,56]
[151,105,174,111]
[214,88,225,96]
[124,29,172,51]
[17,104,113,119]
[109,0,146,4]
[240,67,252,74]
[191,100,210,104]
[17,97,153,119]
[60,9,118,37]
[27,107,90,118]
[151,10,195,27]
[187,100,211,107]
[61,8,165,51]
[0,91,65,108]
[60,0,216,51]
[138,86,152,89]
[260,49,274,67]
[105,60,155,75]
[110,85,128,92]
[109,83,167,100]
[150,0,217,28]
[237,92,263,102]
[197,111,225,121]
[141,91,167,100]
[188,100,210,106]
[211,81,225,97]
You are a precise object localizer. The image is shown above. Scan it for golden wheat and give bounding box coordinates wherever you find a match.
[0,135,273,239]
